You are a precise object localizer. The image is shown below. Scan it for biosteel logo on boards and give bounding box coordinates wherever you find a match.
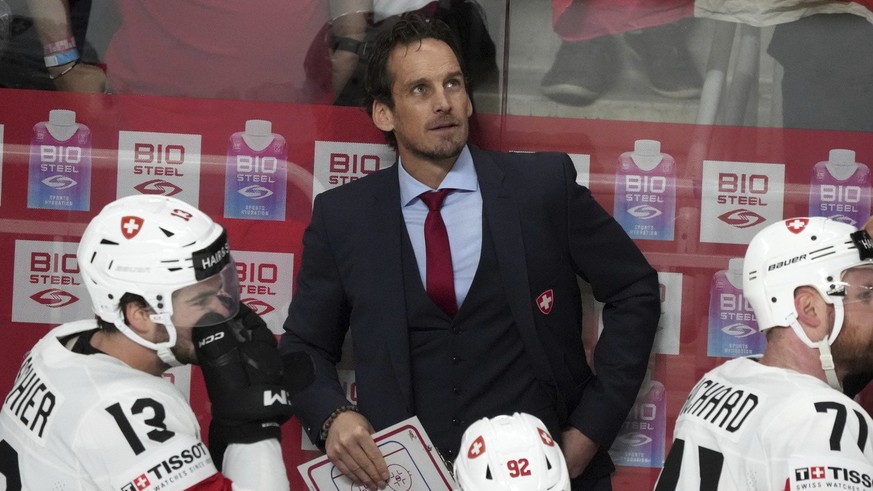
[27,110,92,211]
[234,250,293,335]
[312,141,395,200]
[117,131,202,205]
[700,160,784,244]
[224,120,288,221]
[12,240,92,324]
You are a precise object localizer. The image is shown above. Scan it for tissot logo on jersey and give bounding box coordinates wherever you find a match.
[794,465,873,488]
[120,442,212,491]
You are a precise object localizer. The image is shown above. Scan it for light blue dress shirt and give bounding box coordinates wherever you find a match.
[399,145,483,310]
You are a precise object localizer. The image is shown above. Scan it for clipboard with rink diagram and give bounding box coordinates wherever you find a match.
[298,416,457,491]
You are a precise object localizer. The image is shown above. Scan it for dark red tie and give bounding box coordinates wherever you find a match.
[420,189,457,316]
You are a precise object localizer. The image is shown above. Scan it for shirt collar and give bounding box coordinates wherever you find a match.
[399,145,478,207]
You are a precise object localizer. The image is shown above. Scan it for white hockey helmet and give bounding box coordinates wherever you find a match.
[743,217,873,387]
[743,217,873,336]
[77,195,240,366]
[454,413,570,491]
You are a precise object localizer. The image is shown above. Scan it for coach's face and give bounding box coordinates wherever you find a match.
[372,38,472,171]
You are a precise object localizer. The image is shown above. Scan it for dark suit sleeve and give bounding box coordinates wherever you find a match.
[561,156,661,448]
[279,193,353,446]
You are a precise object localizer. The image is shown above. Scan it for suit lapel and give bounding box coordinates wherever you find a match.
[472,147,556,384]
[364,164,414,407]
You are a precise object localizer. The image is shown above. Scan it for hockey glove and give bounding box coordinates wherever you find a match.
[193,302,293,466]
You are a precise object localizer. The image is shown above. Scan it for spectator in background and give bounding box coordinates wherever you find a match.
[768,13,873,132]
[542,0,702,106]
[21,0,333,101]
[0,0,97,90]
[321,0,498,106]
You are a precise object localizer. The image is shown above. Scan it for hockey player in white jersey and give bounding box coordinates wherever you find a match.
[655,217,873,490]
[0,195,309,490]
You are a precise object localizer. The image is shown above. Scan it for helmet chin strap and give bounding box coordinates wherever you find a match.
[113,314,183,368]
[787,299,845,391]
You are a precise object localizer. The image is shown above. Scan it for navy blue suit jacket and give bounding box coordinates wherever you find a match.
[280,145,660,455]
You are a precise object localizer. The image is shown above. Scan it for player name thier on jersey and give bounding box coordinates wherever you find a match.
[3,355,58,441]
[679,378,759,433]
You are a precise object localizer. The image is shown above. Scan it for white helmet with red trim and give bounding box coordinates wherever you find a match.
[454,413,570,491]
[77,195,240,366]
[743,216,873,388]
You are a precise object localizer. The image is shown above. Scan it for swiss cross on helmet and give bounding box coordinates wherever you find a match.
[77,195,240,366]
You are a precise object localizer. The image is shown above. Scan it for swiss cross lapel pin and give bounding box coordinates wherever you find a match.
[784,218,809,234]
[537,289,554,315]
[121,216,144,239]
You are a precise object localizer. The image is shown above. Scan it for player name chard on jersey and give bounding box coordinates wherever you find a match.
[657,358,873,490]
[678,377,759,433]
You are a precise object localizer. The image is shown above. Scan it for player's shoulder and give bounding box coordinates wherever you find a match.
[27,321,188,411]
[719,359,869,424]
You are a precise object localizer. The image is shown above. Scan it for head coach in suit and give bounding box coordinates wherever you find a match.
[279,13,660,491]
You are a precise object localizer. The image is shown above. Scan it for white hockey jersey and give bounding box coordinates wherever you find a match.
[655,357,873,490]
[0,320,218,490]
